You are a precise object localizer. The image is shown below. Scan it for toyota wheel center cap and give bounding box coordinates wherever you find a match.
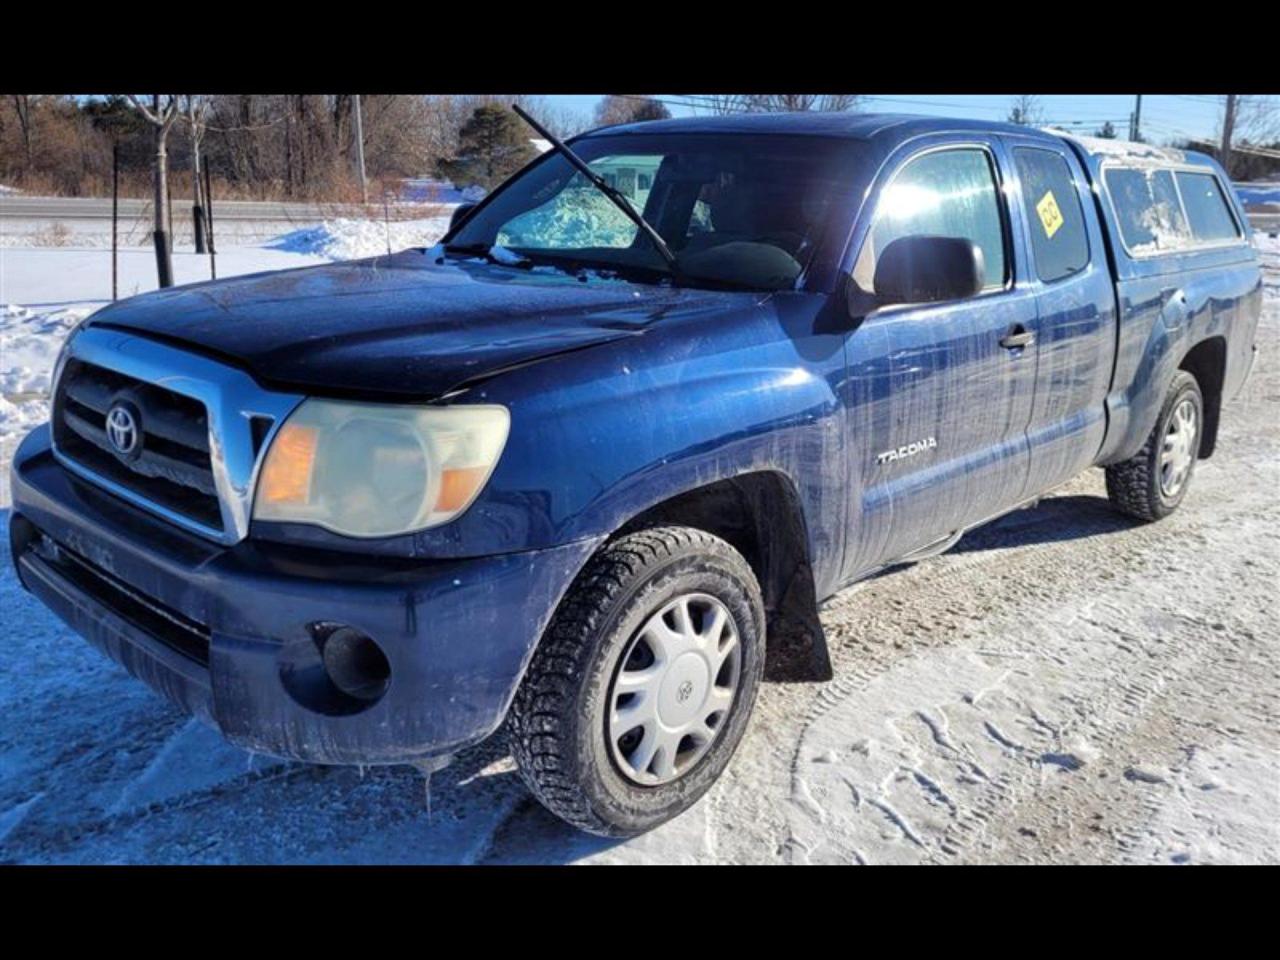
[657,653,710,727]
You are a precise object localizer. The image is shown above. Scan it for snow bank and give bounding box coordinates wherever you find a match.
[269,216,453,261]
[0,304,90,444]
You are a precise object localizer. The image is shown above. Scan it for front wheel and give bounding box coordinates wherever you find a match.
[508,526,765,837]
[1105,370,1204,521]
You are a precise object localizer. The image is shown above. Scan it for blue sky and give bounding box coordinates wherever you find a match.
[549,94,1252,145]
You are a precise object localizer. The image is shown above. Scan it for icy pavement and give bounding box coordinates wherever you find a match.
[0,235,1275,864]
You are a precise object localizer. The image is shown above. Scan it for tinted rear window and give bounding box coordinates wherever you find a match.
[1104,167,1190,254]
[1014,148,1089,283]
[1175,171,1240,243]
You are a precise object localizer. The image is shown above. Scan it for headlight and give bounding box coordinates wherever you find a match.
[253,400,509,538]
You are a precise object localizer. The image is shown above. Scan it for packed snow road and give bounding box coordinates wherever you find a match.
[0,238,1276,864]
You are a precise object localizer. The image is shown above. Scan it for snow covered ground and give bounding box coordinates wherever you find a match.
[0,231,1276,864]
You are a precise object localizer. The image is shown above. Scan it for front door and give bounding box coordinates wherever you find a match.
[842,140,1039,579]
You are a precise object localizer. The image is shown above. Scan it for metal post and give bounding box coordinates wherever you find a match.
[112,142,119,301]
[353,94,368,205]
[1132,94,1143,142]
[166,171,173,255]
[383,192,392,256]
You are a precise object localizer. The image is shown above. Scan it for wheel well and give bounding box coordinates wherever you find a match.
[1180,337,1226,458]
[617,473,832,682]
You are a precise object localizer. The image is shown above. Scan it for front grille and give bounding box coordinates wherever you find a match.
[31,531,211,666]
[53,359,223,531]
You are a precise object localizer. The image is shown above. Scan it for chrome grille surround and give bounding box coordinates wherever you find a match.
[51,326,305,545]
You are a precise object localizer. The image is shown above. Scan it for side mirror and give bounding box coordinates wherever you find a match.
[449,202,477,233]
[870,235,985,306]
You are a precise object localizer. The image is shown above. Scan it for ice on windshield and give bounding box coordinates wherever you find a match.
[449,134,864,291]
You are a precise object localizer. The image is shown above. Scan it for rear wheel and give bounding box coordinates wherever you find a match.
[508,526,765,837]
[1105,370,1204,521]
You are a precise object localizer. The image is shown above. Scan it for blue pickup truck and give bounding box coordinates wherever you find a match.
[10,113,1262,836]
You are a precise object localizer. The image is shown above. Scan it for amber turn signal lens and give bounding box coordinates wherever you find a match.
[435,466,488,513]
[259,424,318,504]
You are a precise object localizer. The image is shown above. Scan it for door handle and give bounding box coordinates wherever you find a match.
[999,325,1036,349]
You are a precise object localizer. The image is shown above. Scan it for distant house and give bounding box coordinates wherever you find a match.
[591,155,662,207]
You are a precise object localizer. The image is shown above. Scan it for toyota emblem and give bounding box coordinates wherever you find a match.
[106,404,140,458]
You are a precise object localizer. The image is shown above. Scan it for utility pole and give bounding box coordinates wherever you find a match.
[1130,93,1143,141]
[352,94,368,204]
[1220,94,1238,179]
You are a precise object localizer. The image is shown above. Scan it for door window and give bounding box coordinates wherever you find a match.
[1014,148,1090,283]
[855,147,1008,293]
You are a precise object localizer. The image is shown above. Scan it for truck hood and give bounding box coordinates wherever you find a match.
[85,250,757,399]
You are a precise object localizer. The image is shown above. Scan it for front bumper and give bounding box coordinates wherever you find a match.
[10,426,600,765]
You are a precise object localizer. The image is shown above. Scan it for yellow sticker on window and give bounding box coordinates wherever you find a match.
[1036,190,1065,239]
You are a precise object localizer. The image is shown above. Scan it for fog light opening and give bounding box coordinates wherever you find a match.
[321,628,391,702]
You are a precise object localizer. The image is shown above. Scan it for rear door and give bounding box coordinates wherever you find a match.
[1005,140,1117,496]
[842,137,1039,577]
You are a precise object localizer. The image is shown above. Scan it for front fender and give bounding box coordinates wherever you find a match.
[435,294,850,588]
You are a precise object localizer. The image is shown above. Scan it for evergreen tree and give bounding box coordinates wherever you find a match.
[437,104,537,191]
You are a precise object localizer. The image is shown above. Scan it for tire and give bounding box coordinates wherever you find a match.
[1105,370,1204,522]
[508,525,766,837]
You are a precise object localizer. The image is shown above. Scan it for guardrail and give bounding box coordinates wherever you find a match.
[1249,213,1280,235]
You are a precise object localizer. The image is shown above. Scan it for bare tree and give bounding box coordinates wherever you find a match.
[1007,95,1045,126]
[694,94,752,115]
[1218,95,1280,175]
[184,95,211,252]
[744,94,862,112]
[688,94,861,114]
[127,94,181,287]
[1236,95,1280,144]
[594,95,672,127]
[10,95,33,168]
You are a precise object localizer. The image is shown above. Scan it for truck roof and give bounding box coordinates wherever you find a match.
[587,112,1222,171]
[588,111,1066,144]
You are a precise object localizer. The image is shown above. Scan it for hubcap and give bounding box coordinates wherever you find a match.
[608,593,741,786]
[1160,398,1198,497]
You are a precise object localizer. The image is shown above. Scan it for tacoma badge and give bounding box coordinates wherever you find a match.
[876,437,937,465]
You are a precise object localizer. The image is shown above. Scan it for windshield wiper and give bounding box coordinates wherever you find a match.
[510,103,683,280]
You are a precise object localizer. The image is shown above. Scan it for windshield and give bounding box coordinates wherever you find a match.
[448,133,863,291]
